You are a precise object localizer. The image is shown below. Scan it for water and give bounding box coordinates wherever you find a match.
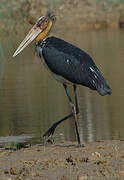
[0,29,124,144]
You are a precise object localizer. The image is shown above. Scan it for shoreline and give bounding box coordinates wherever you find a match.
[0,140,123,179]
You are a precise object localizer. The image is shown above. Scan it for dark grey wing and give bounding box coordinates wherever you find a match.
[36,37,111,96]
[42,45,94,87]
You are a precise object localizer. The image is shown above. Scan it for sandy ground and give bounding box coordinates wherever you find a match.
[0,140,124,180]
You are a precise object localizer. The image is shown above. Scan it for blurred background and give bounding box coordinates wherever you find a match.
[0,0,124,146]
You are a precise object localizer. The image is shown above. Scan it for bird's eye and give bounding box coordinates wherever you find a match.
[45,20,48,23]
[37,16,46,27]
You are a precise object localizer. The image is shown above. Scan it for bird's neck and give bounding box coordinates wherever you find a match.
[35,20,53,43]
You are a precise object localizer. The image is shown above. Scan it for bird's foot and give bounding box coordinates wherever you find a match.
[43,124,57,137]
[42,125,56,145]
[43,135,55,145]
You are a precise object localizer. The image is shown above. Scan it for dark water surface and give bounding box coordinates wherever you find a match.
[0,29,124,144]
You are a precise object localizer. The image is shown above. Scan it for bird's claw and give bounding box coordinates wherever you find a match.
[43,126,56,137]
[42,126,56,145]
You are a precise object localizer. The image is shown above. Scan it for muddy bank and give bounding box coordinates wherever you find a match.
[1,0,124,37]
[18,0,124,29]
[26,0,124,30]
[32,0,124,31]
[0,140,124,179]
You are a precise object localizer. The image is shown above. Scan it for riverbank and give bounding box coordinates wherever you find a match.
[28,0,124,30]
[0,140,124,179]
[0,0,124,37]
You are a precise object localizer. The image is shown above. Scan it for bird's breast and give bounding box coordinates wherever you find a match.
[36,44,72,85]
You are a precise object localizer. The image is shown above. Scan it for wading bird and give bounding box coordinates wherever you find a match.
[13,13,112,146]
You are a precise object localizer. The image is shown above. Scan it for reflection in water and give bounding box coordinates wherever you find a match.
[0,29,124,144]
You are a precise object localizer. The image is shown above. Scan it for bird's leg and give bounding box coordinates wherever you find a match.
[43,84,81,145]
[73,84,79,114]
[43,112,73,137]
[73,84,83,147]
[63,84,81,146]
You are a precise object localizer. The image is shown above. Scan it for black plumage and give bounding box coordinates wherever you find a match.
[36,36,111,96]
[13,14,112,145]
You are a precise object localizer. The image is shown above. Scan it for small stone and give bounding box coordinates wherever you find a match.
[92,152,101,157]
[10,167,19,175]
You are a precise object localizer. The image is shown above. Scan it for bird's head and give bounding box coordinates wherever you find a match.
[13,13,56,57]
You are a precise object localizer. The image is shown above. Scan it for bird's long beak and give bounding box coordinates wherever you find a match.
[13,24,42,57]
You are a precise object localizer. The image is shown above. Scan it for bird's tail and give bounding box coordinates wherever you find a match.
[97,83,112,96]
[86,66,112,96]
